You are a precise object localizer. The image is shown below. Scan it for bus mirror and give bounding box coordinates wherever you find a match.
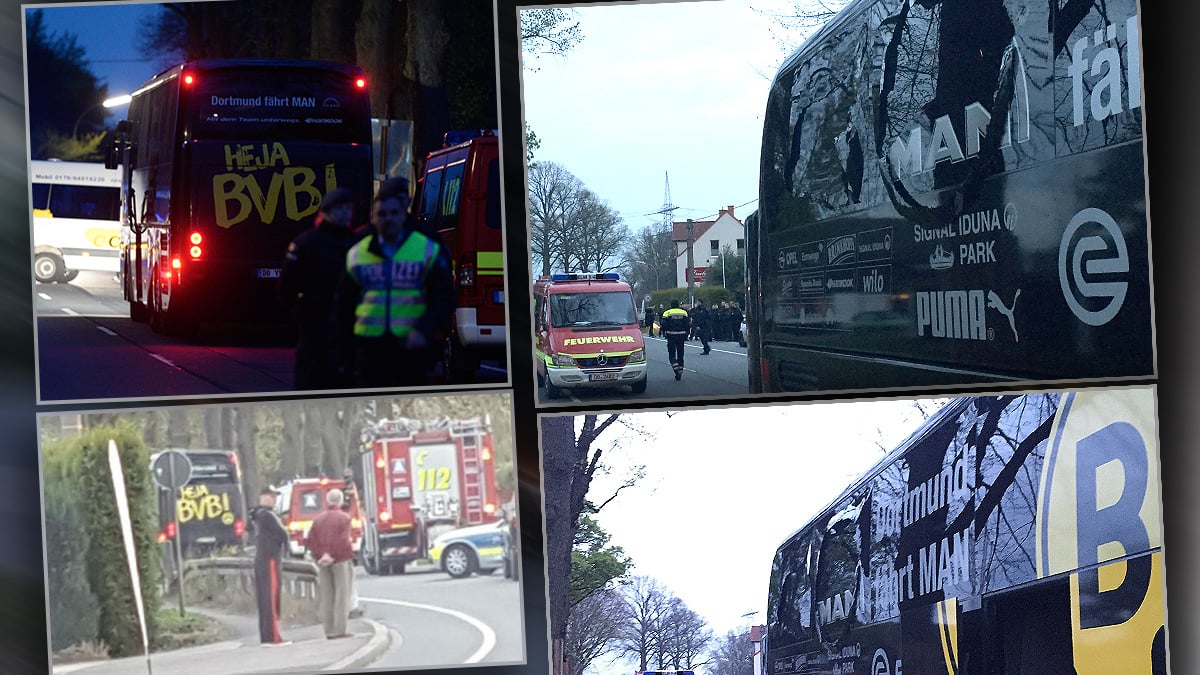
[104,145,118,170]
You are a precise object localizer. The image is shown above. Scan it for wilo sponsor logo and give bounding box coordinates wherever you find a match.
[1058,207,1129,326]
[916,290,987,340]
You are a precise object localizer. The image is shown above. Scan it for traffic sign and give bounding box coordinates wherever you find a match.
[151,450,193,490]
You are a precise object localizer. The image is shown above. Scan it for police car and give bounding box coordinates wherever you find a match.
[429,518,511,578]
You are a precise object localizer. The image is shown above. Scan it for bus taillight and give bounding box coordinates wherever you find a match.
[379,511,392,523]
[234,518,245,538]
[183,73,195,86]
[189,245,202,259]
[172,258,181,270]
[189,232,203,245]
[355,77,366,89]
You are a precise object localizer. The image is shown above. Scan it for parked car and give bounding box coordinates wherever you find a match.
[429,518,509,579]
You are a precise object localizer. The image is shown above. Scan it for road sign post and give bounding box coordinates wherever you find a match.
[152,450,192,617]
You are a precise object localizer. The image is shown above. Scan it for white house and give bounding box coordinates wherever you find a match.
[750,624,766,675]
[671,205,745,288]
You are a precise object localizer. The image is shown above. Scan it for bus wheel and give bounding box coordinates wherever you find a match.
[34,252,64,284]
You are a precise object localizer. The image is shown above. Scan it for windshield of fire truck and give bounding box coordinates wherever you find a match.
[549,291,637,328]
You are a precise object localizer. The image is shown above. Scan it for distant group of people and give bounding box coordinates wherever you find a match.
[278,178,455,390]
[645,299,745,346]
[650,298,746,381]
[249,485,360,646]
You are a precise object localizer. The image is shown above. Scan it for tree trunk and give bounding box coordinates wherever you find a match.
[168,409,190,447]
[355,0,396,118]
[203,408,223,448]
[541,415,577,654]
[235,405,260,500]
[311,0,353,63]
[318,402,347,476]
[404,0,451,160]
[303,402,325,475]
[280,402,304,478]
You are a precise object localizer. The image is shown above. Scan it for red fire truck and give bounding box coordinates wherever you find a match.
[413,130,505,382]
[275,476,364,558]
[356,416,501,575]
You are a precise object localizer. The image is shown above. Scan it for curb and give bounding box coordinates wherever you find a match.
[323,618,390,672]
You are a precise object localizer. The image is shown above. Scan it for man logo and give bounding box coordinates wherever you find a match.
[1058,207,1129,326]
[871,648,891,675]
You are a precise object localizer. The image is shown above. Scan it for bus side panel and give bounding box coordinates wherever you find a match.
[753,0,1150,391]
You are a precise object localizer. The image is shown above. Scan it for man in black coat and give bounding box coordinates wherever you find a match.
[691,299,711,354]
[279,187,360,390]
[249,486,291,645]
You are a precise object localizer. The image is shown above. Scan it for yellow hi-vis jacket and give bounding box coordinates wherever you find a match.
[660,307,690,336]
[346,231,441,338]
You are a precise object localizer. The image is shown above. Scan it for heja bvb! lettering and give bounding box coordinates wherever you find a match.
[212,142,338,228]
[176,483,234,524]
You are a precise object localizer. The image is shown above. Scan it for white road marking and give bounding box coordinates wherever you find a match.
[38,293,51,301]
[359,595,496,663]
[61,308,78,316]
[97,326,117,337]
[150,354,178,368]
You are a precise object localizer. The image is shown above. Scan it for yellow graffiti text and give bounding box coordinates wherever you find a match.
[213,164,335,228]
[176,483,233,524]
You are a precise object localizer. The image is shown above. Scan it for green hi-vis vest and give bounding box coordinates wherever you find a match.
[346,232,440,338]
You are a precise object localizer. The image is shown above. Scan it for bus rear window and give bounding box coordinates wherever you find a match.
[189,68,370,143]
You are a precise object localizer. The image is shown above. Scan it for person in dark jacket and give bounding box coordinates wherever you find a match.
[333,178,455,387]
[279,187,360,390]
[691,299,711,354]
[732,302,746,346]
[249,486,290,645]
[660,299,690,380]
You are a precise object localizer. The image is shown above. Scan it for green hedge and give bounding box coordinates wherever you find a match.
[75,424,163,657]
[43,437,100,651]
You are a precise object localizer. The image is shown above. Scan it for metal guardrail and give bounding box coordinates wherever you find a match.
[184,556,320,601]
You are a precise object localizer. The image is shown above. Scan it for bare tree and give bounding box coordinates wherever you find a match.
[617,576,674,672]
[528,162,585,277]
[566,588,626,675]
[623,223,676,296]
[710,628,755,675]
[657,597,712,670]
[561,190,628,275]
[520,8,584,64]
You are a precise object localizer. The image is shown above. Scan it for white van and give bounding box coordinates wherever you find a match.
[30,159,122,283]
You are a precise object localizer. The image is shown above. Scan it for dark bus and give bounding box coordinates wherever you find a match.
[154,449,247,557]
[748,0,1151,392]
[765,387,1165,674]
[108,59,373,335]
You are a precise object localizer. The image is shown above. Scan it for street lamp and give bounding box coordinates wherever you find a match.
[72,94,131,139]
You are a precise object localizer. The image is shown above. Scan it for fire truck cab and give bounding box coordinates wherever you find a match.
[276,476,364,558]
[533,273,648,399]
[414,130,506,382]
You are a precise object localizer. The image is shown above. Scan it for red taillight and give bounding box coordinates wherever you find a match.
[355,78,366,89]
[183,73,195,86]
[375,456,385,469]
[163,521,177,540]
[171,258,181,269]
[482,446,493,461]
[234,519,245,538]
[379,511,391,523]
[189,232,203,245]
[189,246,202,259]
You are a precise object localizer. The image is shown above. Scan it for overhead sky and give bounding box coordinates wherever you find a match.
[26,2,164,124]
[520,0,818,233]
[570,396,949,672]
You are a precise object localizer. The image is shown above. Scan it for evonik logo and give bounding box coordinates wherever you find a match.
[1058,207,1129,327]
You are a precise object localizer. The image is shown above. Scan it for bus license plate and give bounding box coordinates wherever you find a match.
[589,372,618,382]
[493,290,504,304]
[257,268,282,279]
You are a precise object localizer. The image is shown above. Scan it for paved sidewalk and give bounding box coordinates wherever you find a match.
[52,608,389,675]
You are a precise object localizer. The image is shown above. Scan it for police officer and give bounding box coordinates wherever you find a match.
[691,299,711,354]
[249,486,290,645]
[334,177,455,387]
[279,187,360,390]
[660,299,690,380]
